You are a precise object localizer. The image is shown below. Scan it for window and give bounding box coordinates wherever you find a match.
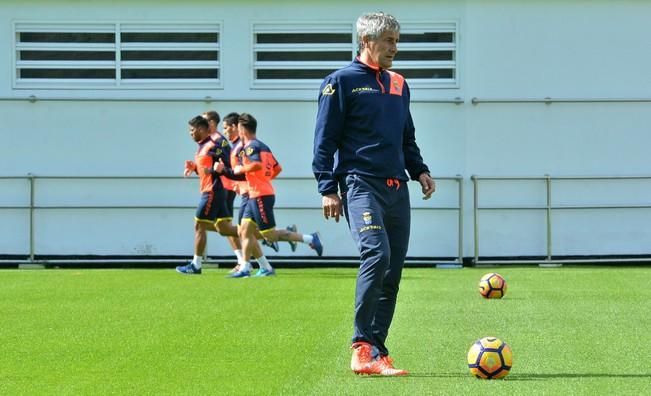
[14,22,221,89]
[13,20,457,94]
[252,23,355,88]
[252,21,458,89]
[392,22,458,88]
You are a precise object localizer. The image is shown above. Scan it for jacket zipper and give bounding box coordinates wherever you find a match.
[375,71,385,93]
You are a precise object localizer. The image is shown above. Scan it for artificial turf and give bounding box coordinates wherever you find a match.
[1,267,650,395]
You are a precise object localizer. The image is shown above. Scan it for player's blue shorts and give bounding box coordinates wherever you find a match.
[241,194,276,233]
[195,189,231,224]
[225,189,236,216]
[237,193,249,225]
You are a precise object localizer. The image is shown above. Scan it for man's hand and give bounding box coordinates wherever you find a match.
[322,193,343,222]
[418,172,436,200]
[213,159,225,174]
[184,160,196,177]
[233,165,244,175]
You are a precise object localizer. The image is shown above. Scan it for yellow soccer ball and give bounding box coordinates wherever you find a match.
[479,273,507,299]
[467,336,513,379]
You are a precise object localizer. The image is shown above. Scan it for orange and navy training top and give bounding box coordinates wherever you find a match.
[194,135,229,193]
[240,139,282,198]
[229,137,248,195]
[211,132,236,192]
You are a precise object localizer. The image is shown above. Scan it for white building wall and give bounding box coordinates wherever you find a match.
[1,0,651,260]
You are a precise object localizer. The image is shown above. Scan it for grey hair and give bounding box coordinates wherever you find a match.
[356,12,400,53]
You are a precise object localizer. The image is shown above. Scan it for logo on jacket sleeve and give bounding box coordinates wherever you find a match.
[322,84,335,95]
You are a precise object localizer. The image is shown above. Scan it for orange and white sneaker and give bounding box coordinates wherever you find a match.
[350,342,409,376]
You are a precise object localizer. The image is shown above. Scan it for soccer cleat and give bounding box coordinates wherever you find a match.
[350,342,408,376]
[286,224,298,252]
[351,342,375,373]
[254,268,276,277]
[309,232,323,256]
[378,355,409,376]
[261,239,280,253]
[175,262,202,275]
[227,269,251,278]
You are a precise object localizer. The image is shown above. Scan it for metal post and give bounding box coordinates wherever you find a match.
[28,173,35,263]
[457,175,464,265]
[545,175,552,262]
[472,176,479,264]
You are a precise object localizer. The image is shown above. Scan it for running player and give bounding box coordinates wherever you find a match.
[220,112,282,254]
[176,115,232,275]
[216,113,323,278]
[218,120,275,277]
[203,111,280,257]
[199,110,250,265]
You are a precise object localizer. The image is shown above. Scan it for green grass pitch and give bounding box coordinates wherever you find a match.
[1,267,651,395]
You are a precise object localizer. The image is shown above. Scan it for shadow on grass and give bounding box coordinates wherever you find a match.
[402,372,651,380]
[507,373,651,380]
[354,372,468,379]
[407,372,468,378]
[279,271,358,279]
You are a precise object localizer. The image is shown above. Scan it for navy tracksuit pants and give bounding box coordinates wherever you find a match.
[341,174,411,357]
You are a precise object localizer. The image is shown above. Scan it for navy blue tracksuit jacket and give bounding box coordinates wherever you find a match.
[312,57,430,356]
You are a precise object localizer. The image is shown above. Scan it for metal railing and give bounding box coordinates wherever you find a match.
[0,174,464,266]
[471,97,651,105]
[0,95,465,104]
[472,175,651,265]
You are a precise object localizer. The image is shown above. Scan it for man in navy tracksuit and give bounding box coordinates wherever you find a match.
[312,12,436,376]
